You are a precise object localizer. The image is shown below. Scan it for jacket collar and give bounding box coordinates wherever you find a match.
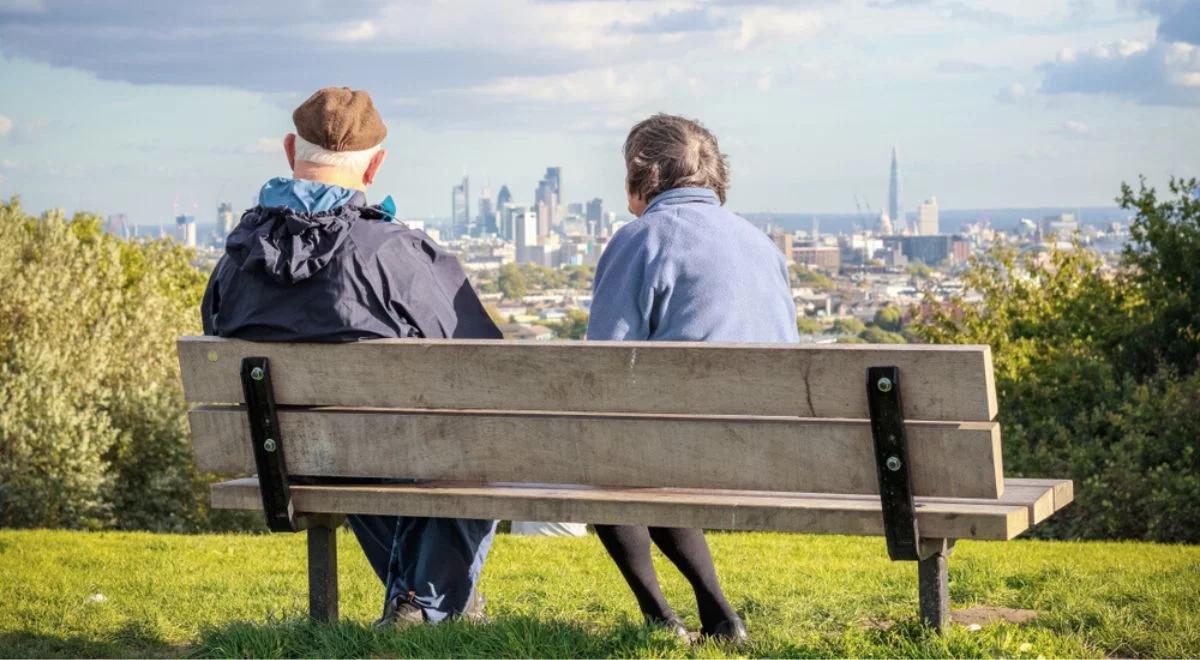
[644,187,719,214]
[258,176,366,214]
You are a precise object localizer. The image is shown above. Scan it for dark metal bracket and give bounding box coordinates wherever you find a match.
[241,357,301,533]
[866,366,920,561]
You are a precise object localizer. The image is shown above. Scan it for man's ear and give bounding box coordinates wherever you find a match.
[284,133,297,171]
[364,148,387,186]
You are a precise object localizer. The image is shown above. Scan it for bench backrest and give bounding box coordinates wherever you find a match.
[178,337,1002,499]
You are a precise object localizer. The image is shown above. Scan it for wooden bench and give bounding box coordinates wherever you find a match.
[177,336,1072,631]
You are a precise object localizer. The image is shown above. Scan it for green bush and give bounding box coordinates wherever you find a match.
[858,326,905,344]
[909,178,1200,542]
[828,317,865,336]
[872,305,903,332]
[0,199,225,531]
[795,316,823,335]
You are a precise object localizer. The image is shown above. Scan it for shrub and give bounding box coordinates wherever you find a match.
[859,326,906,344]
[0,199,213,531]
[909,178,1200,541]
[828,317,865,336]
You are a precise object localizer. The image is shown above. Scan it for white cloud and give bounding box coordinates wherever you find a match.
[1061,119,1090,134]
[733,7,824,51]
[1040,38,1200,105]
[243,137,280,154]
[469,64,675,106]
[328,20,377,43]
[0,115,12,136]
[995,83,1029,103]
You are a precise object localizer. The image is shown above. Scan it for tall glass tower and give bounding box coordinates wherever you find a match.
[451,176,470,238]
[888,147,902,231]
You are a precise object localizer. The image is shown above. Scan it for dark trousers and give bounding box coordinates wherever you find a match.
[347,514,496,622]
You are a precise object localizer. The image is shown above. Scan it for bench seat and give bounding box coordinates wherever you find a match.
[211,477,1071,542]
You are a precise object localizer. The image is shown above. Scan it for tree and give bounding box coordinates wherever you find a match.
[828,317,865,336]
[906,260,933,279]
[789,264,833,291]
[859,326,906,344]
[497,262,526,301]
[1118,176,1200,379]
[520,263,567,289]
[0,199,213,530]
[909,214,1200,542]
[873,305,903,332]
[796,316,823,335]
[563,265,595,291]
[550,309,589,340]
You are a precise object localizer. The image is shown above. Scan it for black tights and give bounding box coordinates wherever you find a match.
[594,525,737,630]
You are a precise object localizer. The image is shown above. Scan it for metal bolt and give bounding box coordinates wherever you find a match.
[876,377,893,393]
[250,367,265,381]
[886,455,902,471]
[263,438,277,452]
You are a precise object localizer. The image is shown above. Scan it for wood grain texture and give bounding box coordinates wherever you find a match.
[654,478,1070,525]
[209,478,1030,540]
[189,405,1004,498]
[178,337,998,422]
[1010,477,1074,515]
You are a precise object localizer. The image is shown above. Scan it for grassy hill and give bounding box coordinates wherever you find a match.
[0,529,1196,658]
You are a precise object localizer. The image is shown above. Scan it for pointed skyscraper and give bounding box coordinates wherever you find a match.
[888,147,903,233]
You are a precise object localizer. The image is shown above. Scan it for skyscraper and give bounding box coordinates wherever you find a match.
[543,167,561,202]
[478,185,496,236]
[535,167,561,233]
[497,185,512,210]
[888,147,903,233]
[535,199,553,240]
[586,198,603,236]
[217,202,236,236]
[451,176,470,238]
[512,206,539,263]
[917,197,939,236]
[175,214,196,248]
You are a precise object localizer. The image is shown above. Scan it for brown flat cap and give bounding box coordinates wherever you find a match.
[292,87,387,152]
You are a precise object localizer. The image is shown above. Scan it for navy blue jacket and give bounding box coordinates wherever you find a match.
[201,197,500,342]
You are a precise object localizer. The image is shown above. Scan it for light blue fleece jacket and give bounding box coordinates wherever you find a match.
[588,187,800,343]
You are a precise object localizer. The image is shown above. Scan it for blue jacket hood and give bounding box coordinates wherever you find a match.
[225,201,371,285]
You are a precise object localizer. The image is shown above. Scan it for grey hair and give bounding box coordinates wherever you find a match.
[623,113,730,204]
[293,135,381,172]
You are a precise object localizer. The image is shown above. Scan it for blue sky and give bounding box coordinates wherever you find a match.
[0,0,1197,226]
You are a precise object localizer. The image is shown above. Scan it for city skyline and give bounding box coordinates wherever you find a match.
[1,1,1196,225]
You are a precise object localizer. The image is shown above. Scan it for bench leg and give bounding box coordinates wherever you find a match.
[917,538,953,631]
[307,522,339,623]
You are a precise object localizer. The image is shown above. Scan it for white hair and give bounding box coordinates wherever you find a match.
[293,134,381,172]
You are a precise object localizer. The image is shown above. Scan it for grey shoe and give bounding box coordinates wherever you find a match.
[375,597,425,630]
[462,589,488,624]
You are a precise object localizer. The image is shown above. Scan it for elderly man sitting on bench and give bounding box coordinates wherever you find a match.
[200,87,501,627]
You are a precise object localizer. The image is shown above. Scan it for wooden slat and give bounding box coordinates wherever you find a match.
[647,478,1070,525]
[178,337,998,422]
[210,478,1030,540]
[189,405,1003,498]
[1009,477,1074,517]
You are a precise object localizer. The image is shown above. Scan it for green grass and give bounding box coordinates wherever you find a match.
[0,529,1197,658]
